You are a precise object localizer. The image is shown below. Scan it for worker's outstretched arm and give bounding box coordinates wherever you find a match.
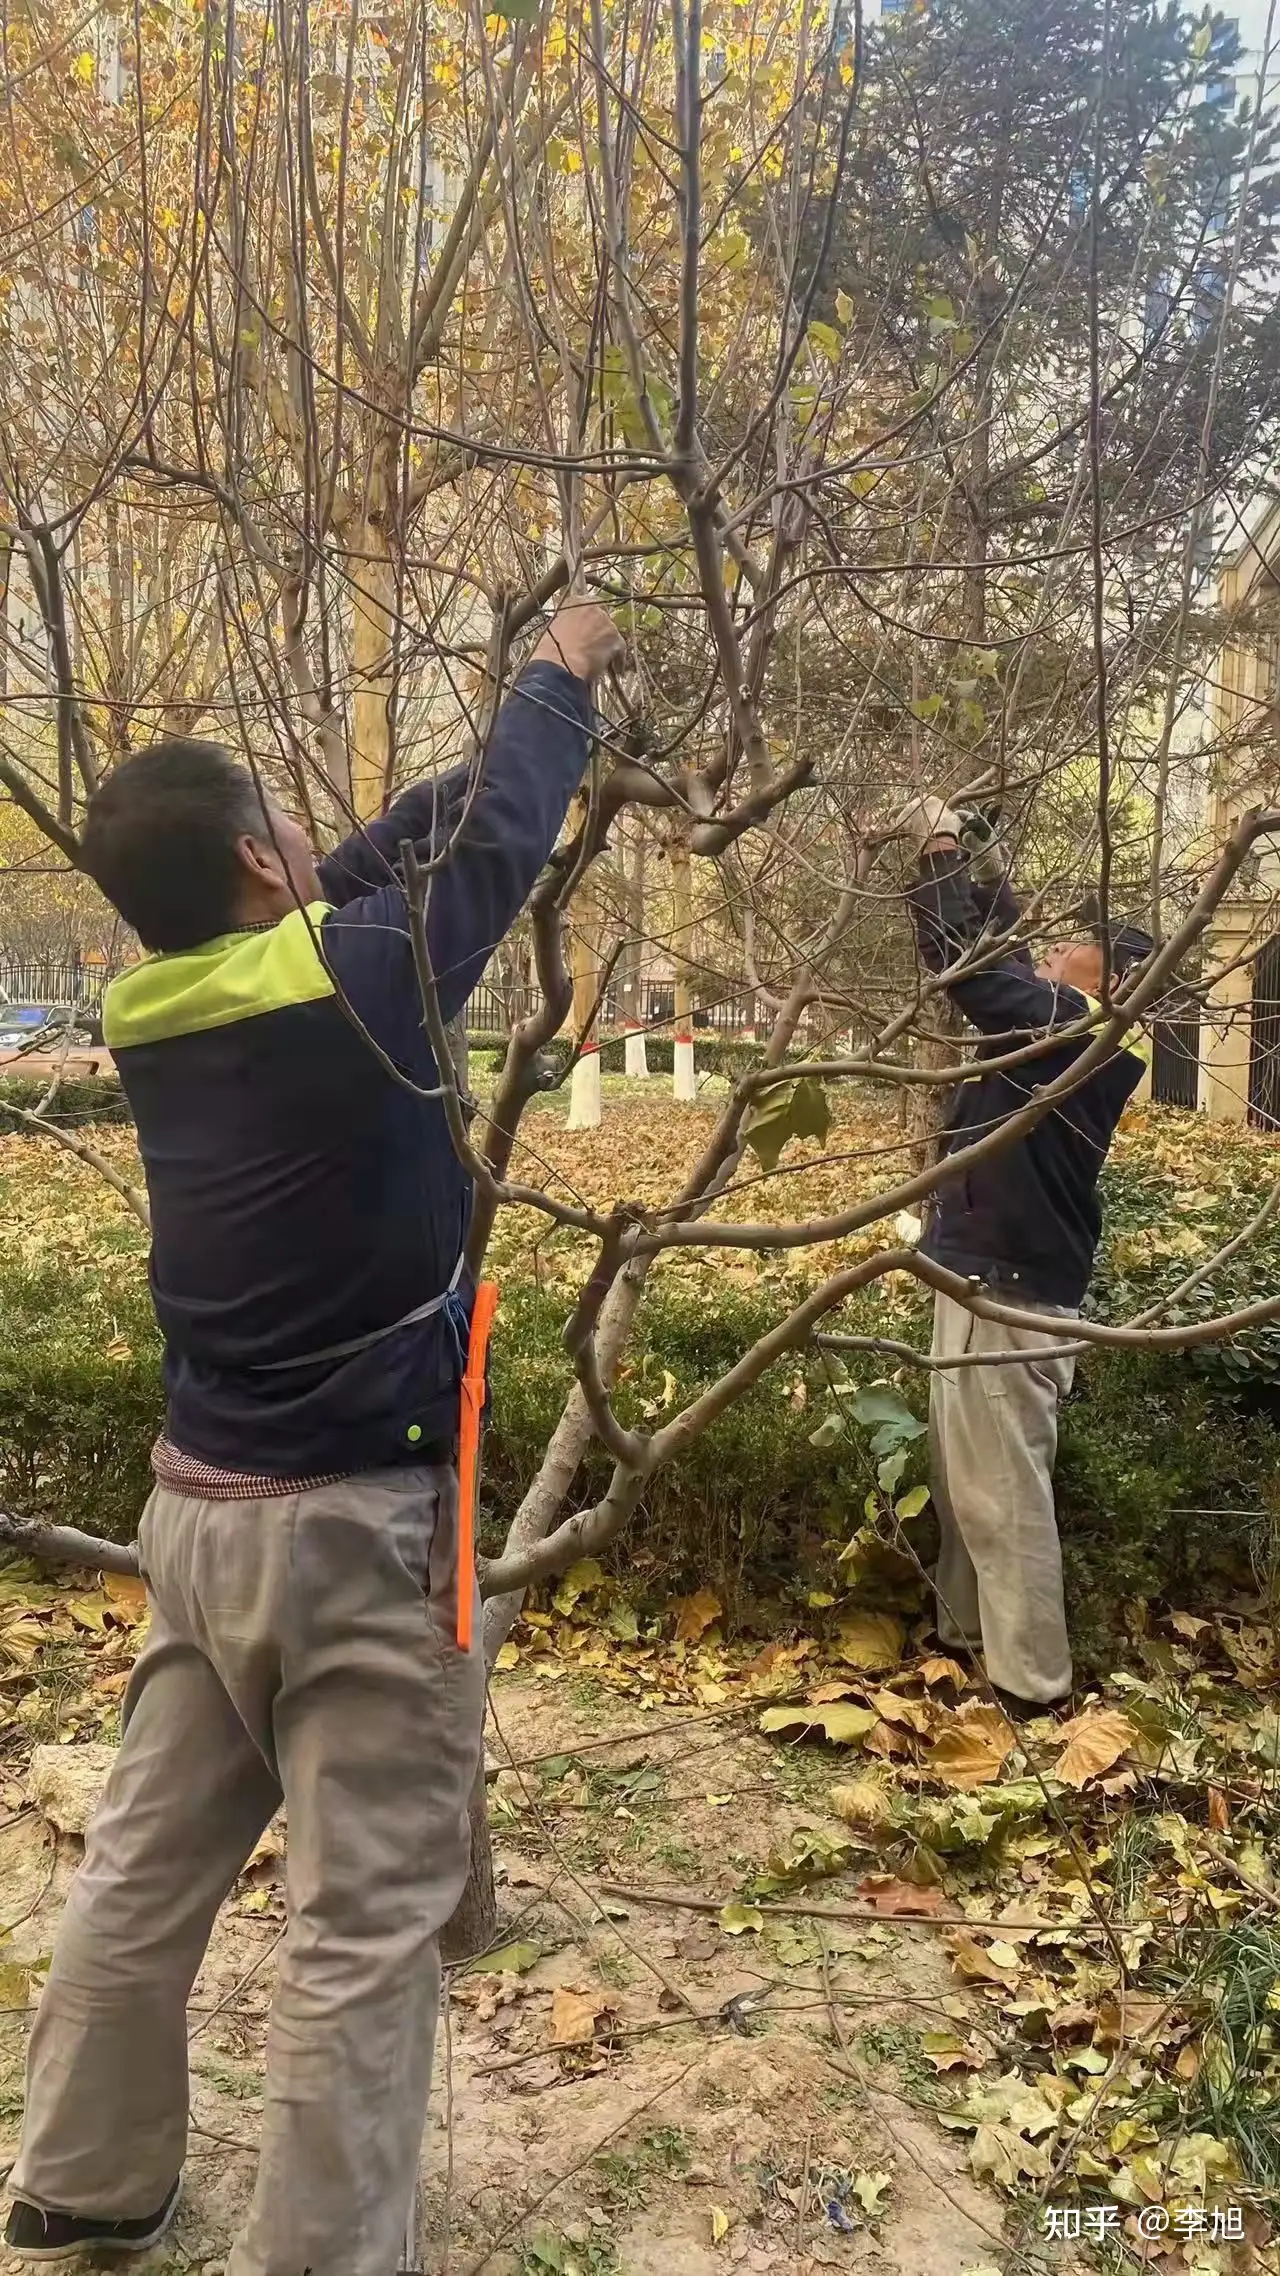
[908,847,1086,1039]
[317,761,474,908]
[320,604,624,1032]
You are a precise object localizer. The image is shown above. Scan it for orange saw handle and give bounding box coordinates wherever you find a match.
[456,1281,499,1649]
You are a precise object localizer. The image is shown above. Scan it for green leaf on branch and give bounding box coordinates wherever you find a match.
[877,1448,909,1493]
[909,693,945,721]
[808,319,843,364]
[850,1386,927,1458]
[809,1410,846,1450]
[744,1076,831,1174]
[601,343,672,446]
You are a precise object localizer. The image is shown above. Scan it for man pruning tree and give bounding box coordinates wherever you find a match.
[900,796,1151,1718]
[5,600,624,2274]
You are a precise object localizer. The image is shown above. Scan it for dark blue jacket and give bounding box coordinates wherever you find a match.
[908,851,1147,1308]
[103,660,593,1475]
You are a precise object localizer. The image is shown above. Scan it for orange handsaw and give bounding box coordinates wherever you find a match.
[456,1281,499,1649]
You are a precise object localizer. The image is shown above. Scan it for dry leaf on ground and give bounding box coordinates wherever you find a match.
[102,1570,148,1620]
[855,1874,950,1917]
[869,1687,933,1733]
[1053,1706,1136,1788]
[947,1932,1022,1989]
[1207,1784,1231,1831]
[675,1587,723,1643]
[759,1702,877,1745]
[922,2031,986,2072]
[927,1706,1016,1789]
[919,1654,970,1688]
[829,1777,893,1833]
[835,1611,905,1672]
[1095,1992,1178,2049]
[550,1985,604,2047]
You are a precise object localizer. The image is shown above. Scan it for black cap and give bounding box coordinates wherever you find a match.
[1110,925,1154,978]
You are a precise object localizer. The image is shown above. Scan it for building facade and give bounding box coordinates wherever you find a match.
[1198,495,1280,1126]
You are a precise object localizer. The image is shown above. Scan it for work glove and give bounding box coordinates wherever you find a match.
[892,793,964,851]
[958,807,1008,887]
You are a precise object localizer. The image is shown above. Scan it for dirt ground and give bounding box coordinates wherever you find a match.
[0,1670,1051,2276]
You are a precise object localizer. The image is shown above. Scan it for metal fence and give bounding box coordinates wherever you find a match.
[1151,1012,1202,1110]
[0,956,764,1041]
[466,976,759,1037]
[0,957,117,1009]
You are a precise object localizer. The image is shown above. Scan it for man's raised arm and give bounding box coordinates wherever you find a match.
[900,797,1081,1040]
[321,603,624,1023]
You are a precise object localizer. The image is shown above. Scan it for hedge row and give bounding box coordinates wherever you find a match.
[2,1251,1274,1662]
[0,1075,133,1134]
[0,1032,760,1134]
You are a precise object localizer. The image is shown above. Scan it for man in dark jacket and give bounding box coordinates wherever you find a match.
[901,796,1150,1713]
[6,601,623,2275]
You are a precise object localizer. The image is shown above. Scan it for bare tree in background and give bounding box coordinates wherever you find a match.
[4,0,1280,1944]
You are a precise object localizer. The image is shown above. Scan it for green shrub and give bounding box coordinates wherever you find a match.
[2,1246,1277,1661]
[0,1074,131,1134]
[1055,1347,1280,1664]
[0,1255,864,1607]
[0,1261,163,1539]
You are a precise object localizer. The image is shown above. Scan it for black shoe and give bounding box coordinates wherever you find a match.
[4,2178,180,2261]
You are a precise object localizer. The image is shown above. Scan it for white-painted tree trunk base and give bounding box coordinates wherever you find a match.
[568,1050,602,1129]
[673,1038,696,1101]
[624,1028,649,1079]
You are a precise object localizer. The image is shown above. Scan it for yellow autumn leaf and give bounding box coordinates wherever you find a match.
[549,1985,603,2047]
[1053,1707,1136,1789]
[103,1570,148,1622]
[829,1776,893,1832]
[759,1702,877,1746]
[674,1586,722,1642]
[710,2206,730,2245]
[834,1610,904,1672]
[927,1706,1016,1789]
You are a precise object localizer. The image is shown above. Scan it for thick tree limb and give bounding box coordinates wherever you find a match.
[0,1513,140,1576]
[1,1103,150,1227]
[0,748,80,865]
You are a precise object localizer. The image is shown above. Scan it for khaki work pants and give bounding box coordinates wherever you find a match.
[928,1290,1078,1703]
[12,1466,485,2276]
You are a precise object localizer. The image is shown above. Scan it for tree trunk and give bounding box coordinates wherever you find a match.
[621,821,649,1079]
[440,1263,650,1957]
[349,467,397,821]
[670,835,696,1102]
[567,885,602,1130]
[439,1756,496,1962]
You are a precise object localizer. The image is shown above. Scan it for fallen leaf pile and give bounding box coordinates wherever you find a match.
[488,1568,1280,2263]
